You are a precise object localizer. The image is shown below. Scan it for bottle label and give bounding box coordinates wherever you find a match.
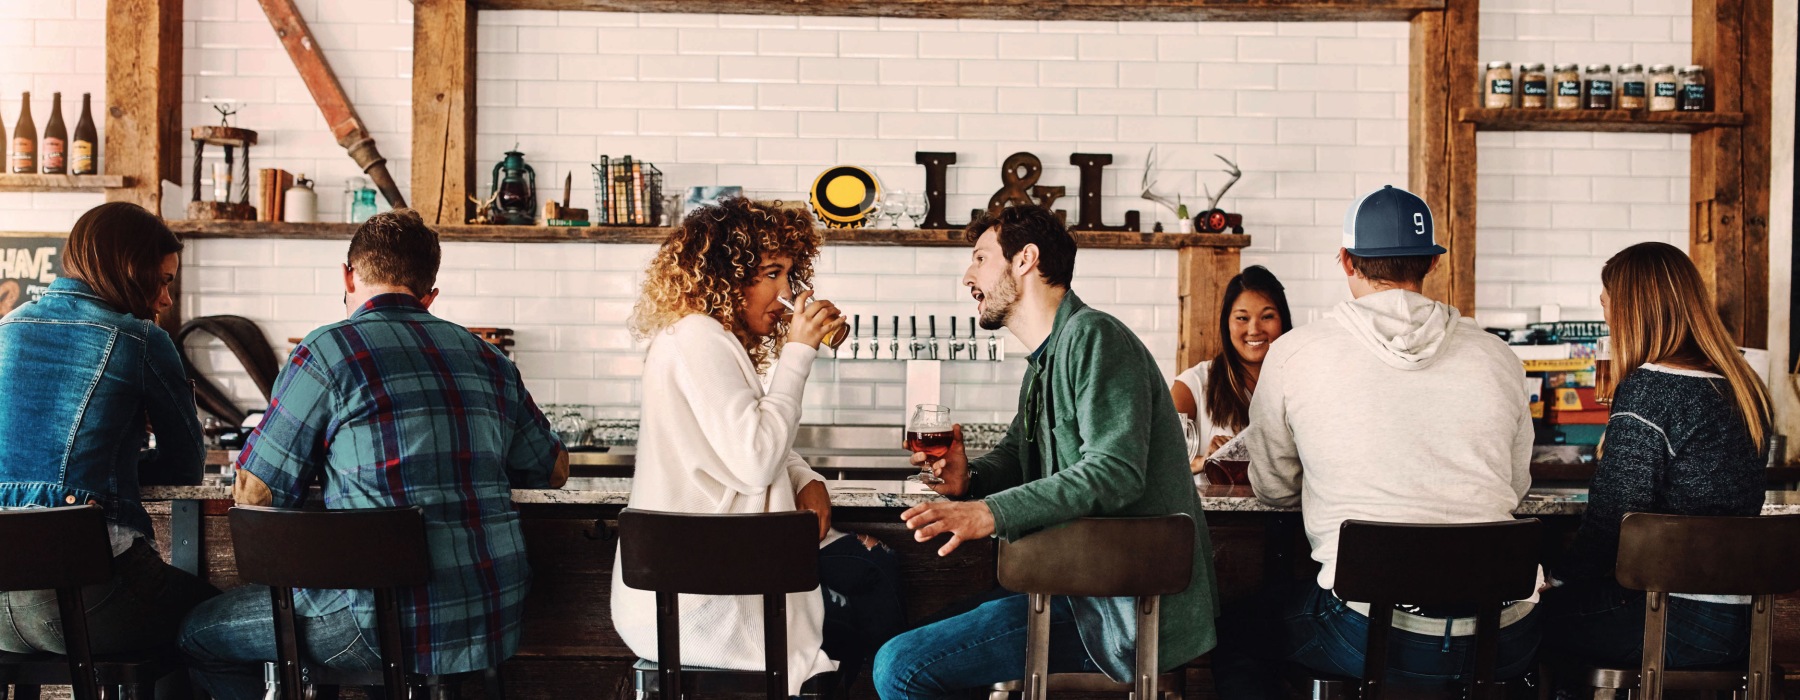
[1586,80,1613,96]
[72,142,94,174]
[42,137,65,171]
[1523,80,1548,96]
[11,138,33,171]
[1556,81,1581,96]
[1655,82,1678,97]
[1623,81,1647,97]
[1489,79,1514,95]
[1682,84,1706,102]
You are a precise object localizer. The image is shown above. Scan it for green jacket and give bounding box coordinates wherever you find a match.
[968,291,1220,679]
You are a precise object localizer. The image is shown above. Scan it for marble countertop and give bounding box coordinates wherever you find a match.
[140,479,1800,516]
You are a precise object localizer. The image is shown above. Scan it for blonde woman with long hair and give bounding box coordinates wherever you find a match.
[1543,241,1773,672]
[610,196,901,694]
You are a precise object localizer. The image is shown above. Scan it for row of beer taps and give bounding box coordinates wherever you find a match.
[840,315,1007,362]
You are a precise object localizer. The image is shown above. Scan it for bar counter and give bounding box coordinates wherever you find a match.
[132,476,1800,700]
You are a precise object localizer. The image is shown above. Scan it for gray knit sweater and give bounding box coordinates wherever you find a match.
[1558,363,1767,584]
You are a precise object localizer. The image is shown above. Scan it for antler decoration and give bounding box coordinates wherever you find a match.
[1203,154,1242,213]
[1138,146,1181,218]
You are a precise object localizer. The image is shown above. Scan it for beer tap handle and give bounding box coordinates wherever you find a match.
[871,315,880,360]
[890,315,900,360]
[850,315,861,360]
[949,317,959,360]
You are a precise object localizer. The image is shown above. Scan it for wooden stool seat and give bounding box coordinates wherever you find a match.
[987,515,1197,700]
[628,658,837,700]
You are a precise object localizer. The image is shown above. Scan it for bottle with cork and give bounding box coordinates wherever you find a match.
[41,92,67,175]
[72,93,97,176]
[11,92,36,174]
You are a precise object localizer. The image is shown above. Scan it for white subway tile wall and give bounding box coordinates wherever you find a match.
[1,0,1692,422]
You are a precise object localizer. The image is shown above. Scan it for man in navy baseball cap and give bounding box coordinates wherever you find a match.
[1214,185,1541,696]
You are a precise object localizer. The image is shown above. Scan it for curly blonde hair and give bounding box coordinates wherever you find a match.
[630,196,822,371]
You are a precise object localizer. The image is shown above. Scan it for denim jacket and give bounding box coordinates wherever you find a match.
[0,277,205,539]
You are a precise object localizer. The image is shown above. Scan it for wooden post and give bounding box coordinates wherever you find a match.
[1411,0,1478,315]
[105,0,184,336]
[411,0,477,227]
[1689,0,1768,346]
[1176,243,1243,371]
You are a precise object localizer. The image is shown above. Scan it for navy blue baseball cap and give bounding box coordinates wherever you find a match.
[1342,185,1446,258]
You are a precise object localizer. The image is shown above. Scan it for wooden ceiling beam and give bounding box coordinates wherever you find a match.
[468,0,1441,22]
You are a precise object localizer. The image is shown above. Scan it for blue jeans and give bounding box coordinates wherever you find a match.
[873,591,1099,700]
[1211,581,1543,698]
[1541,578,1750,669]
[178,584,382,700]
[0,539,218,656]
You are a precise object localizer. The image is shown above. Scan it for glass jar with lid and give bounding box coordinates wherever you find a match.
[1519,63,1548,109]
[1583,64,1615,109]
[1617,63,1647,110]
[1679,65,1708,111]
[1649,64,1678,111]
[1552,63,1582,110]
[1483,61,1515,109]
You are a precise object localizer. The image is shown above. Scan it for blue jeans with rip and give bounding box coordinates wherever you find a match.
[873,591,1099,700]
[1541,578,1750,669]
[178,584,382,700]
[1210,581,1543,699]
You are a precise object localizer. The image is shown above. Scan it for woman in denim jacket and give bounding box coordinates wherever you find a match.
[0,202,219,656]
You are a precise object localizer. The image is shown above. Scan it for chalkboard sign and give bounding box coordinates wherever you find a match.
[0,236,65,318]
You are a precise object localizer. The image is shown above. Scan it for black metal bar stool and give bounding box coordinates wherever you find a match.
[616,508,838,700]
[0,505,175,700]
[1584,513,1800,700]
[1301,518,1543,700]
[228,505,505,700]
[985,515,1197,700]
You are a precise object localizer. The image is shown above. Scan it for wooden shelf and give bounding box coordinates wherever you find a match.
[1458,108,1747,133]
[0,174,129,193]
[167,220,1251,250]
[467,0,1441,22]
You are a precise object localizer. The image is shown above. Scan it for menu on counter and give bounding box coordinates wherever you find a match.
[0,236,63,317]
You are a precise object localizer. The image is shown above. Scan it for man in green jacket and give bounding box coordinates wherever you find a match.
[872,204,1220,700]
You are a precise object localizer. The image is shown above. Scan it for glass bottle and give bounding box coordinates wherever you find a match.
[1552,64,1582,110]
[1582,64,1614,110]
[1483,61,1514,109]
[1519,63,1548,109]
[41,92,66,175]
[1648,65,1678,112]
[11,92,36,174]
[71,93,97,175]
[1617,64,1647,111]
[1679,65,1708,112]
[344,176,377,223]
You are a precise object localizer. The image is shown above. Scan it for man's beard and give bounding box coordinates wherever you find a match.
[977,273,1018,331]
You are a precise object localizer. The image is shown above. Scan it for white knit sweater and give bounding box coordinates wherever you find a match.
[610,314,836,694]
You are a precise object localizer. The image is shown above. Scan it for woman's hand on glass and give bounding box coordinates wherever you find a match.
[786,290,844,349]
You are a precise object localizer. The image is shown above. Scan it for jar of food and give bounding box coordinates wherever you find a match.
[1679,65,1708,111]
[1483,61,1515,108]
[1519,63,1548,109]
[1583,64,1615,109]
[1617,63,1647,110]
[1553,63,1582,110]
[1649,64,1678,111]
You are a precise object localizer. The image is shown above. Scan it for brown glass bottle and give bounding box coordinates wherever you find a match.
[41,92,67,175]
[72,93,97,175]
[11,92,36,174]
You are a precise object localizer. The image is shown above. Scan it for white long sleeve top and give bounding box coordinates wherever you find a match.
[610,314,835,694]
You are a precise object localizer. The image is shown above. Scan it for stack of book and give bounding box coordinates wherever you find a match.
[592,156,662,226]
[257,169,294,223]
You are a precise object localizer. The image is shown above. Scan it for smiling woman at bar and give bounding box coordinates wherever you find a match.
[616,196,902,694]
[1169,265,1293,471]
[0,202,219,657]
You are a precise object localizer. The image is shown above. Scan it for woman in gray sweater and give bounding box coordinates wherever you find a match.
[1544,242,1774,669]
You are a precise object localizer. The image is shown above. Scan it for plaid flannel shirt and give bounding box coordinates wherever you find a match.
[237,293,564,675]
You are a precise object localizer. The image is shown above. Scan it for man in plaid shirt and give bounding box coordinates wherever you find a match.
[179,210,568,700]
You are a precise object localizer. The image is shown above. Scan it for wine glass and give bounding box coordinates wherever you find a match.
[880,190,908,229]
[904,191,929,228]
[552,405,589,448]
[904,404,953,485]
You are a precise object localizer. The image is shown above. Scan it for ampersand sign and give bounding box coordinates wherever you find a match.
[983,152,1043,217]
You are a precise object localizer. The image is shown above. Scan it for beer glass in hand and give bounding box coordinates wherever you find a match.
[906,404,953,485]
[778,281,849,350]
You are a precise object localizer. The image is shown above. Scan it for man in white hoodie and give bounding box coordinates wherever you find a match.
[1213,186,1539,697]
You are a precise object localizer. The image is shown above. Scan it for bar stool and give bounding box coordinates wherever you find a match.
[985,515,1197,700]
[1301,518,1543,700]
[0,505,174,700]
[1584,513,1800,700]
[228,505,504,700]
[616,508,838,700]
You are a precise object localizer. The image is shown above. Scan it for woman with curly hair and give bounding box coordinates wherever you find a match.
[612,196,899,693]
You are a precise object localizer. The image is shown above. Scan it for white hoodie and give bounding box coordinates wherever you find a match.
[1246,289,1534,591]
